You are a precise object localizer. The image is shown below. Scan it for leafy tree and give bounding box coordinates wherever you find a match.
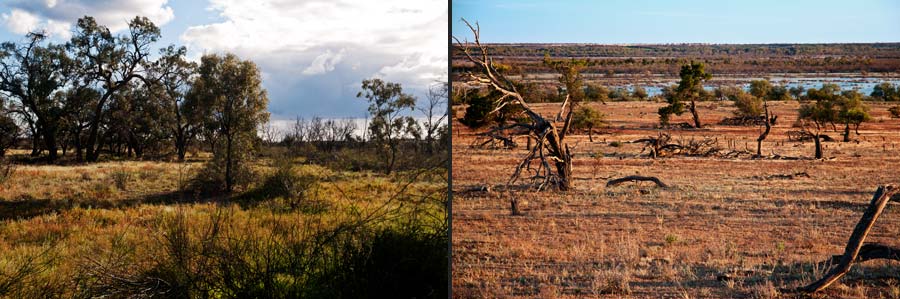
[658,62,711,127]
[68,16,159,162]
[769,85,792,101]
[190,53,270,192]
[153,45,198,160]
[0,32,74,162]
[798,84,842,159]
[837,91,871,142]
[357,78,417,174]
[870,82,899,101]
[749,80,772,99]
[570,105,605,142]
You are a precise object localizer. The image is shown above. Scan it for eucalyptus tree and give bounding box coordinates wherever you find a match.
[798,84,842,159]
[68,16,159,161]
[190,53,270,192]
[153,45,198,160]
[357,78,418,174]
[0,32,75,162]
[658,62,712,128]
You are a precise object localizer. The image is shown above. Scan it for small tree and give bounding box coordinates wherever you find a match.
[418,81,448,153]
[190,53,270,192]
[837,91,871,142]
[748,79,772,99]
[870,82,899,101]
[658,62,711,128]
[571,106,605,142]
[356,78,417,174]
[798,84,841,159]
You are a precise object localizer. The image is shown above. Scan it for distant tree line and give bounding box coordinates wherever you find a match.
[452,43,900,75]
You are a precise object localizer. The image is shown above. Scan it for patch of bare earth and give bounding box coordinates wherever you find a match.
[452,101,900,298]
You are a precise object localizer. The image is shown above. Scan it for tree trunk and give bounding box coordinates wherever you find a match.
[800,186,895,293]
[225,134,233,192]
[690,100,701,128]
[756,104,771,157]
[588,125,594,142]
[814,134,823,159]
[43,130,58,162]
[843,123,850,142]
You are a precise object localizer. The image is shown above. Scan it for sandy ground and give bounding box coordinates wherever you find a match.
[451,101,900,298]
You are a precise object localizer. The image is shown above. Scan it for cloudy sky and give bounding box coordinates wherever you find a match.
[0,0,448,120]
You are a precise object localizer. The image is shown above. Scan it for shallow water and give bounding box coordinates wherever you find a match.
[621,77,900,97]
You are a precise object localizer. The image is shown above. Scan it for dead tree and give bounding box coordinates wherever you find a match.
[454,19,574,191]
[756,101,775,157]
[799,185,898,294]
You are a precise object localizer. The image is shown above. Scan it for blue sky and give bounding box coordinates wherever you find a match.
[453,0,900,43]
[0,0,447,120]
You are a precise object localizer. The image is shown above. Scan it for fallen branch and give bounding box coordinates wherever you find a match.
[799,185,897,294]
[828,243,900,264]
[606,176,669,188]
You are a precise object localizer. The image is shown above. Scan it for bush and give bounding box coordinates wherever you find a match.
[0,158,14,185]
[732,92,764,117]
[259,160,320,209]
[324,228,448,299]
[890,106,900,118]
[109,168,132,190]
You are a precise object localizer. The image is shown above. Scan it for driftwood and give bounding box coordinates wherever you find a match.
[606,175,669,188]
[787,130,834,142]
[720,115,768,126]
[633,133,725,158]
[799,185,898,294]
[754,172,810,180]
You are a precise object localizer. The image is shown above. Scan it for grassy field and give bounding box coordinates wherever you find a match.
[451,101,900,298]
[0,151,447,298]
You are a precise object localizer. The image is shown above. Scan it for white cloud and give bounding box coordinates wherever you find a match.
[2,9,40,34]
[181,0,448,118]
[2,0,174,35]
[302,48,345,75]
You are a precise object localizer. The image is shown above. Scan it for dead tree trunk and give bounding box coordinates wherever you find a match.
[606,175,669,188]
[756,102,772,157]
[455,19,574,191]
[799,185,897,294]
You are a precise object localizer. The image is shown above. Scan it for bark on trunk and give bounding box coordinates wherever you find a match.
[690,100,701,128]
[814,134,823,159]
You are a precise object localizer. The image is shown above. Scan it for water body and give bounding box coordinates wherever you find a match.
[619,77,900,97]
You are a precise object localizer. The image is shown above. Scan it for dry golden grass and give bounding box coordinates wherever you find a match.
[0,154,447,297]
[452,101,900,298]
